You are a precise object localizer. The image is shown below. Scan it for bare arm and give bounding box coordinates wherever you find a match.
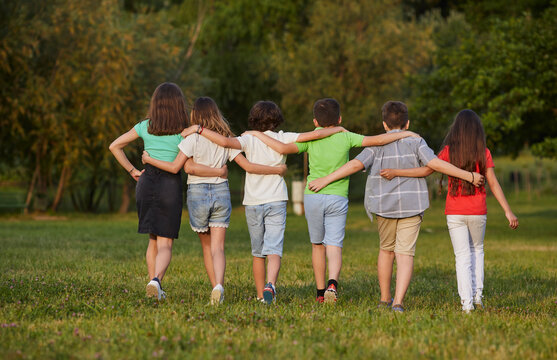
[380,167,434,180]
[242,131,299,154]
[234,154,287,176]
[109,128,144,181]
[141,151,187,174]
[307,159,365,192]
[190,125,242,150]
[361,131,420,147]
[295,126,346,142]
[184,158,227,178]
[486,167,518,229]
[426,158,484,187]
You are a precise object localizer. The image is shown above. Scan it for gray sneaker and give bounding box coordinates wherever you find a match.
[391,304,405,313]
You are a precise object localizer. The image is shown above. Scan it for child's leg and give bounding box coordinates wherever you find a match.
[325,246,342,281]
[393,253,413,305]
[377,249,395,302]
[467,215,487,300]
[392,215,422,306]
[209,227,227,286]
[376,216,397,302]
[198,231,216,288]
[261,201,287,287]
[447,215,474,308]
[304,194,327,293]
[312,244,327,290]
[154,236,173,281]
[146,234,158,280]
[253,257,266,299]
[266,255,281,285]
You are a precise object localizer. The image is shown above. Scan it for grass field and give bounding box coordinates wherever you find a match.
[1,195,556,359]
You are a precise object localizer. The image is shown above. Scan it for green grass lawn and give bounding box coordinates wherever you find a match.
[1,195,556,359]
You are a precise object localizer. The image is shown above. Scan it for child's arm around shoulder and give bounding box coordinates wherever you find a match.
[182,125,242,150]
[242,131,299,154]
[486,167,518,229]
[234,154,287,176]
[295,126,346,142]
[307,159,365,192]
[425,158,484,187]
[361,130,420,147]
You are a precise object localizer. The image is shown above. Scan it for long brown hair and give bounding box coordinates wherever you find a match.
[190,97,234,137]
[441,109,487,196]
[147,82,189,135]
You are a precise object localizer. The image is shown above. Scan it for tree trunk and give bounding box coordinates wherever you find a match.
[24,161,40,215]
[118,179,131,214]
[51,163,71,212]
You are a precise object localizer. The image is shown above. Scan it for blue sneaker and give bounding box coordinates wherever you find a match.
[378,298,393,310]
[263,283,276,304]
[391,304,405,313]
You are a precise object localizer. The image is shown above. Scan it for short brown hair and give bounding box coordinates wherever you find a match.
[147,82,189,135]
[248,101,284,131]
[313,98,341,127]
[381,101,408,129]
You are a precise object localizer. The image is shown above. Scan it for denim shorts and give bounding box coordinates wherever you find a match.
[304,194,349,248]
[186,182,231,232]
[245,201,287,257]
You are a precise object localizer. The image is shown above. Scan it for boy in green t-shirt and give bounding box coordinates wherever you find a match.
[245,98,416,303]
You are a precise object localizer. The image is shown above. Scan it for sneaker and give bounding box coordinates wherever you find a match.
[256,298,265,303]
[146,279,165,300]
[378,298,393,310]
[316,295,325,303]
[391,304,405,313]
[473,295,484,309]
[210,284,224,305]
[263,283,276,304]
[324,283,337,303]
[463,305,474,314]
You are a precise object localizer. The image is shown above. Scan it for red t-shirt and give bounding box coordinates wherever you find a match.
[438,146,494,215]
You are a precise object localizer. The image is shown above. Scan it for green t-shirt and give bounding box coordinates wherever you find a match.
[133,120,183,162]
[296,129,365,197]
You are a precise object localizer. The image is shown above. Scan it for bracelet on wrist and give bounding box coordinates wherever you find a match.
[470,172,474,183]
[196,125,202,134]
[199,126,204,134]
[129,167,135,174]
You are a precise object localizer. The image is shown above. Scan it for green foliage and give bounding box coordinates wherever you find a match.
[532,138,557,159]
[273,0,436,133]
[0,197,556,358]
[410,5,557,153]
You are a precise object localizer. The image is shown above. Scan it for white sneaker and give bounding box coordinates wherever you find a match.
[211,284,224,305]
[146,280,165,300]
[463,304,474,313]
[473,295,484,309]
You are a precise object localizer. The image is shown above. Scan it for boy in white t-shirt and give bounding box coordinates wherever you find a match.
[181,101,344,303]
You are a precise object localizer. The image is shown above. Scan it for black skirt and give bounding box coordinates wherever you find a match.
[136,164,183,239]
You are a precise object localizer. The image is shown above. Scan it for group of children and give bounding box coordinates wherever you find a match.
[110,82,518,312]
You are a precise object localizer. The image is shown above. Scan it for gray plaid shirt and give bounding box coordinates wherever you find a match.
[354,130,437,219]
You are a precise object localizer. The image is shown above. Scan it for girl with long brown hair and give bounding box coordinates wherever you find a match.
[381,109,518,312]
[142,96,286,305]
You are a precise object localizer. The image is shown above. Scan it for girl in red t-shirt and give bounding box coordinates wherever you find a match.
[380,109,518,312]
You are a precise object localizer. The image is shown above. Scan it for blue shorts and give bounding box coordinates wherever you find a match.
[304,194,348,248]
[187,182,231,233]
[245,201,287,257]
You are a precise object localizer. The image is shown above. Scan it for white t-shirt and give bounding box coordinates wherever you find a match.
[178,134,241,184]
[237,130,299,205]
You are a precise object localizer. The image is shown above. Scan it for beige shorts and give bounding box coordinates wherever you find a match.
[376,215,423,256]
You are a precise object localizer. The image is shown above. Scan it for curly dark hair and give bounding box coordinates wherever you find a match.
[248,101,284,131]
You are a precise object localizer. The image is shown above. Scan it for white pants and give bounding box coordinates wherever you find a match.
[446,215,487,309]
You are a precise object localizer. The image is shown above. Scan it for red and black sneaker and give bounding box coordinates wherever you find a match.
[324,283,337,303]
[316,295,325,303]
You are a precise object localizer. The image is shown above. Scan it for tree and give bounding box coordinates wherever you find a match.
[410,5,557,154]
[272,0,436,134]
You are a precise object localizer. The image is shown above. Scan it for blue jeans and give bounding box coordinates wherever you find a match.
[245,201,287,257]
[187,182,231,232]
[303,194,348,248]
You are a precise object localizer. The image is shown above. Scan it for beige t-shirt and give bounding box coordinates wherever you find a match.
[237,130,299,205]
[179,134,241,184]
